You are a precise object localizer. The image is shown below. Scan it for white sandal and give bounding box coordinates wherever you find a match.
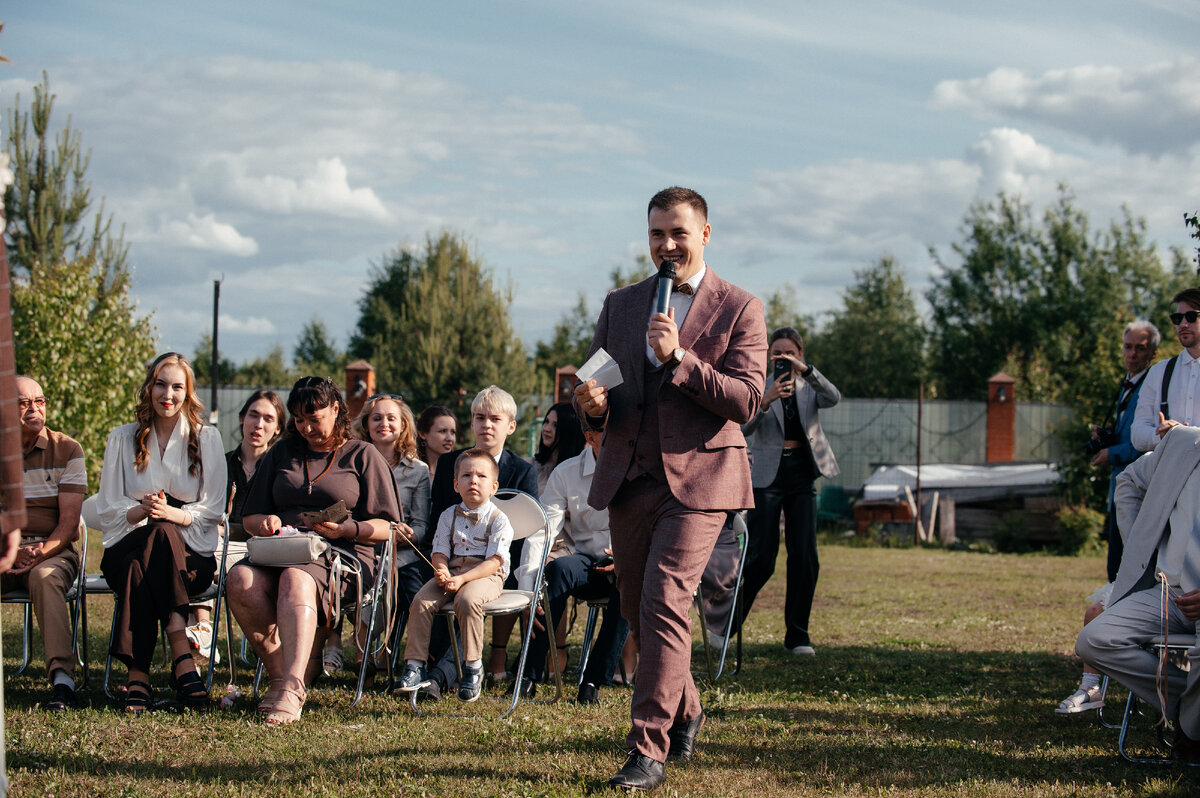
[1056,684,1105,714]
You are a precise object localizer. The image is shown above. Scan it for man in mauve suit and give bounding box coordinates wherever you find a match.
[1076,424,1200,761]
[575,186,767,791]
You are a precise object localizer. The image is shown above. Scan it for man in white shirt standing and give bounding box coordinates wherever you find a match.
[1131,288,1200,453]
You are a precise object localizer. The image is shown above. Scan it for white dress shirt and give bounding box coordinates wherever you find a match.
[1132,349,1200,452]
[431,499,514,579]
[645,263,705,365]
[97,416,227,553]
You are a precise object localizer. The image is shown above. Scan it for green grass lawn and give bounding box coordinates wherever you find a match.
[3,540,1197,797]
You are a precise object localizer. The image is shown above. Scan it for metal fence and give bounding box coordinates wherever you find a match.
[810,398,1071,489]
[198,385,292,450]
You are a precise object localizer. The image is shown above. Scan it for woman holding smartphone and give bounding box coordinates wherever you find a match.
[739,326,841,657]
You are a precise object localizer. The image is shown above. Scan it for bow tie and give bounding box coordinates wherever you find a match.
[455,507,482,525]
[673,283,694,296]
[1122,380,1136,391]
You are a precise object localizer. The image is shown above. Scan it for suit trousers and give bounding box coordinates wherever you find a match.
[1,546,80,679]
[1076,586,1200,738]
[742,452,818,648]
[99,521,216,672]
[403,557,503,664]
[609,476,726,762]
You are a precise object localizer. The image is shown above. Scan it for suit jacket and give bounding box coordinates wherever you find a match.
[742,366,841,486]
[584,267,767,512]
[1112,425,1200,604]
[427,447,538,533]
[1106,373,1146,502]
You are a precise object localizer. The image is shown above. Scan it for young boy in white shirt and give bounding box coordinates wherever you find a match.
[397,448,514,701]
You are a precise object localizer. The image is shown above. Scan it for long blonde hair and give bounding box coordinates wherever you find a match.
[356,394,418,465]
[134,353,205,476]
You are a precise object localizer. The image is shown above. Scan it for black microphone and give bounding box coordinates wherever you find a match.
[655,260,677,317]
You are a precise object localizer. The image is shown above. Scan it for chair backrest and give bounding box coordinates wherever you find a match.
[492,490,548,543]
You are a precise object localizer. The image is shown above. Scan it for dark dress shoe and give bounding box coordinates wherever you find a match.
[609,752,665,791]
[42,682,81,712]
[504,676,537,698]
[666,709,705,762]
[577,682,599,705]
[1173,727,1200,764]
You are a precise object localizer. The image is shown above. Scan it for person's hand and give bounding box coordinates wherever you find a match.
[1176,588,1200,621]
[1157,412,1183,438]
[442,575,460,592]
[761,374,793,410]
[316,519,353,539]
[258,515,282,536]
[1090,448,1111,467]
[592,547,616,575]
[141,490,169,521]
[775,351,807,373]
[392,522,415,542]
[648,307,680,364]
[8,541,45,575]
[434,564,451,586]
[0,527,20,573]
[574,378,609,419]
[530,604,546,632]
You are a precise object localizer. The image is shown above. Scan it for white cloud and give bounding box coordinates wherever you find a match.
[932,57,1200,156]
[223,156,389,221]
[145,212,259,256]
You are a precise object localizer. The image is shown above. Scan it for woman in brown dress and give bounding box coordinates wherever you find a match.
[226,377,401,725]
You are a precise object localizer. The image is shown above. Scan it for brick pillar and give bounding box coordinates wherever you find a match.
[344,360,376,421]
[986,372,1016,462]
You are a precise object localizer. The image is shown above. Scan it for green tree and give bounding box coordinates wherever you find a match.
[4,74,156,487]
[234,344,295,388]
[810,256,925,398]
[533,294,593,385]
[192,334,236,385]
[4,74,128,283]
[762,283,812,339]
[348,232,535,425]
[12,255,155,487]
[293,316,343,379]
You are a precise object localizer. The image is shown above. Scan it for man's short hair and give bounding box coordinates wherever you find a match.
[455,447,499,480]
[648,186,707,221]
[769,326,804,350]
[1172,288,1200,311]
[1124,319,1161,350]
[471,385,517,422]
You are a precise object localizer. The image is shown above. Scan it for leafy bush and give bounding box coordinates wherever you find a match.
[1054,503,1106,556]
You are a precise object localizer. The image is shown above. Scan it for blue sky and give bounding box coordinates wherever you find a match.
[3,2,1198,365]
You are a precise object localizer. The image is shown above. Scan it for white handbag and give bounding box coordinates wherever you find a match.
[246,533,330,566]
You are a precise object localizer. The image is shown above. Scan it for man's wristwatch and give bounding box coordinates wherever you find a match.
[670,347,686,367]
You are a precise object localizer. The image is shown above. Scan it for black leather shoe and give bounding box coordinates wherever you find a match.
[42,682,81,712]
[666,709,705,762]
[1174,726,1200,764]
[577,682,599,705]
[504,676,536,699]
[608,752,665,791]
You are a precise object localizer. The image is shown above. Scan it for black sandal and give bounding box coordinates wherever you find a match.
[125,679,152,714]
[172,652,212,710]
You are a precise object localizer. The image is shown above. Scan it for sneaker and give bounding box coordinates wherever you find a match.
[1056,684,1105,714]
[322,644,343,676]
[186,621,220,666]
[394,663,428,693]
[787,644,816,656]
[458,666,483,702]
[42,682,81,712]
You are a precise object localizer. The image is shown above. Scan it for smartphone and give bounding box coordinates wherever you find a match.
[591,554,615,570]
[772,357,791,382]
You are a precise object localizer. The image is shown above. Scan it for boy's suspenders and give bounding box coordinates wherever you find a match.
[1160,355,1179,421]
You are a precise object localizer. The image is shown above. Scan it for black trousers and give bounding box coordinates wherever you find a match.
[100,521,216,672]
[741,453,818,649]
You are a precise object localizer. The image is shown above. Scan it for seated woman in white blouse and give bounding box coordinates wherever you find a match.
[97,352,227,713]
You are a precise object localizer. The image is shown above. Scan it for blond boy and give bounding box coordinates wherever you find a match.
[399,448,514,701]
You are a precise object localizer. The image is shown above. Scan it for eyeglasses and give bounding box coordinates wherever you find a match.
[18,397,47,411]
[367,393,404,403]
[1171,311,1200,325]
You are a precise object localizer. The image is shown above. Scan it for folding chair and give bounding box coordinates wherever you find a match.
[251,535,397,706]
[574,595,631,689]
[1114,634,1200,765]
[0,517,88,678]
[97,512,231,700]
[409,489,560,718]
[693,511,748,681]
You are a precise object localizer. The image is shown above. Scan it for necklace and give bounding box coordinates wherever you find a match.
[303,443,339,495]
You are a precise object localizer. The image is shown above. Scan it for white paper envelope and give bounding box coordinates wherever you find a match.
[577,347,624,390]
